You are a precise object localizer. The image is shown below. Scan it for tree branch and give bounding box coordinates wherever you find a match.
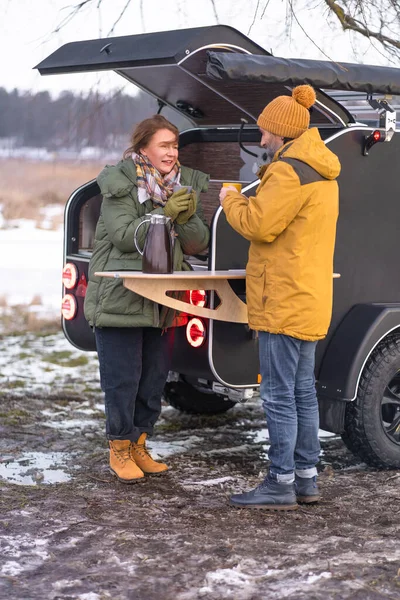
[287,0,345,65]
[210,0,219,23]
[54,0,94,33]
[107,0,132,36]
[248,0,261,36]
[261,0,272,20]
[323,0,400,50]
[53,0,400,61]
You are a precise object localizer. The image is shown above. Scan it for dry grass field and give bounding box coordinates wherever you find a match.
[0,158,104,226]
[0,157,105,331]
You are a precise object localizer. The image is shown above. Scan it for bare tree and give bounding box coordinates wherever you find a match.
[55,0,400,61]
[323,0,400,56]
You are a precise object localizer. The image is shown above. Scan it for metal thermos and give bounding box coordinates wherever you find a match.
[134,213,173,274]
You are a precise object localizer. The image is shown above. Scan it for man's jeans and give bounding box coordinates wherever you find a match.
[259,332,320,482]
[95,326,174,442]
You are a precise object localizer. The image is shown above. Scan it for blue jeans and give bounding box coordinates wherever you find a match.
[259,332,320,482]
[95,326,174,442]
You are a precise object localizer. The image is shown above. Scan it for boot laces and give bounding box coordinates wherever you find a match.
[133,442,151,460]
[114,445,131,464]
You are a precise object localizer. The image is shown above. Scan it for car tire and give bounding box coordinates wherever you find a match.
[164,379,236,415]
[342,335,400,468]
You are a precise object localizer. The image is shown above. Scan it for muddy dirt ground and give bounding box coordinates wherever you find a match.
[0,332,400,600]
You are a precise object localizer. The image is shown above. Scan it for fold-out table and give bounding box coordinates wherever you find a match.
[95,270,341,324]
[95,269,248,323]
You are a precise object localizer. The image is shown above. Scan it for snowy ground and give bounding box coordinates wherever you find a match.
[1,335,400,600]
[1,220,400,599]
[0,209,63,317]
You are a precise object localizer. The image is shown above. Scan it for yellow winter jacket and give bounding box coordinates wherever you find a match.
[223,128,340,341]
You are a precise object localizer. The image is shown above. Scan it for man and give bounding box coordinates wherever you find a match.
[219,85,341,510]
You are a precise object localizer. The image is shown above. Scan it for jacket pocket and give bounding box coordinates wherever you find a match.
[246,263,267,311]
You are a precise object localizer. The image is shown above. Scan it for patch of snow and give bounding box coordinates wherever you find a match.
[41,409,69,417]
[0,535,50,576]
[0,332,100,393]
[60,537,81,548]
[0,147,54,160]
[147,436,204,459]
[107,554,136,575]
[194,562,334,600]
[204,445,257,456]
[53,579,84,591]
[43,418,101,432]
[0,219,62,311]
[306,571,332,584]
[1,561,24,576]
[159,405,180,418]
[341,463,368,471]
[247,427,337,444]
[0,451,74,485]
[247,427,269,444]
[318,430,338,438]
[42,204,64,219]
[182,476,235,487]
[198,564,283,599]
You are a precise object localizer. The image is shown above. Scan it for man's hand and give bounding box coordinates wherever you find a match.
[219,185,237,206]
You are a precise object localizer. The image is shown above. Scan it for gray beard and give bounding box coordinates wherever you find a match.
[263,146,276,164]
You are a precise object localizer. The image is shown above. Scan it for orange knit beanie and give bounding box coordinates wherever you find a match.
[257,85,316,139]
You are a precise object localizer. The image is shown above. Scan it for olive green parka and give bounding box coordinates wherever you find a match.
[84,158,210,329]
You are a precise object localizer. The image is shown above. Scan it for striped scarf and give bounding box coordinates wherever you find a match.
[132,152,181,207]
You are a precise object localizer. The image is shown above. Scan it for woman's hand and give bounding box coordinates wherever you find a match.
[164,187,191,221]
[175,191,197,225]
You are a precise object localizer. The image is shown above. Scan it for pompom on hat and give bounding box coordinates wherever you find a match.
[257,85,317,139]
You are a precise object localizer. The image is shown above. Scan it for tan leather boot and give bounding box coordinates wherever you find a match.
[109,439,144,483]
[130,433,168,475]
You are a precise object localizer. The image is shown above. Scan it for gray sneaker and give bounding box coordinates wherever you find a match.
[295,474,320,504]
[230,474,298,511]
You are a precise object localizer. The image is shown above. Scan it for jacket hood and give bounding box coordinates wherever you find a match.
[277,128,341,180]
[97,159,137,199]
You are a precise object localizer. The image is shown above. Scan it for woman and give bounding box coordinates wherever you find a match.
[84,115,210,483]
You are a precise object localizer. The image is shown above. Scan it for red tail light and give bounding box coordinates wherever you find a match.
[62,263,78,289]
[363,129,385,155]
[76,273,88,298]
[189,289,207,307]
[186,318,206,348]
[61,294,77,320]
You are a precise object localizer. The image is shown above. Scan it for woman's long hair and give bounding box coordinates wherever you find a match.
[123,115,179,159]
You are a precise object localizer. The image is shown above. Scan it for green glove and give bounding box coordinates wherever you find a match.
[175,191,197,225]
[163,187,191,221]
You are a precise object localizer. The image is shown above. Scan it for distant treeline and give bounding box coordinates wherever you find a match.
[0,87,161,149]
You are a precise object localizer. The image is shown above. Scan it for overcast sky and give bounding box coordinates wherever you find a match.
[1,0,393,97]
